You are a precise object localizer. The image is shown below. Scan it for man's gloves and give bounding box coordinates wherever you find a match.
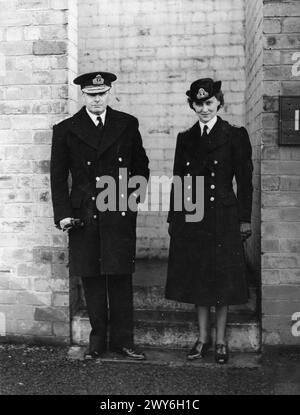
[240,222,251,241]
[60,217,72,231]
[59,217,84,231]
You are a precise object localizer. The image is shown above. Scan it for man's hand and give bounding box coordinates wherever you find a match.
[240,222,251,241]
[59,217,73,231]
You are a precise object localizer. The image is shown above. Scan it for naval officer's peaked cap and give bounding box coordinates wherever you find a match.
[73,71,117,93]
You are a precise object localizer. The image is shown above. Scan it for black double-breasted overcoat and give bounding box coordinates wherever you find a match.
[165,117,253,306]
[50,106,149,277]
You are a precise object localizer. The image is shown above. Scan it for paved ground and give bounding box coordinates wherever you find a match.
[0,343,300,396]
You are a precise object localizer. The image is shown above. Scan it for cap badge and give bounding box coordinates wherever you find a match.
[93,74,104,85]
[197,88,209,99]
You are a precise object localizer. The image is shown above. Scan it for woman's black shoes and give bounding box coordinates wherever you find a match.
[187,340,211,360]
[215,343,229,364]
[187,340,229,363]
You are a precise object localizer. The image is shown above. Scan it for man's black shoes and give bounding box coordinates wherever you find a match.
[84,346,146,360]
[84,349,103,360]
[111,346,146,360]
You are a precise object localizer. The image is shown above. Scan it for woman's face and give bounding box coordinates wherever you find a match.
[192,96,221,123]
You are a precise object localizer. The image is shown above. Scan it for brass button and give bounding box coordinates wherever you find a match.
[211,172,215,177]
[118,157,123,162]
[92,197,96,201]
[214,160,218,165]
[121,212,126,216]
[210,197,215,202]
[186,161,190,166]
[93,215,97,219]
[87,161,91,165]
[96,177,100,181]
[211,185,215,189]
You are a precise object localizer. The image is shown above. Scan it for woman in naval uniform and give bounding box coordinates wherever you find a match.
[165,78,253,364]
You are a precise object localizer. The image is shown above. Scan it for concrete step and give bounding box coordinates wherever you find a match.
[72,258,260,352]
[72,309,260,352]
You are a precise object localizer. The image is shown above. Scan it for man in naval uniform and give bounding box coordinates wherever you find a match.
[50,72,149,360]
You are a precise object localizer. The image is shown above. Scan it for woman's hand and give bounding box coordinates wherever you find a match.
[240,222,251,241]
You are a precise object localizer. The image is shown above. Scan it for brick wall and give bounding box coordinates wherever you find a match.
[245,1,263,291]
[0,0,78,343]
[78,0,247,257]
[261,0,300,345]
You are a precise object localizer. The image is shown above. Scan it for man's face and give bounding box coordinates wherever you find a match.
[192,96,220,123]
[83,89,110,115]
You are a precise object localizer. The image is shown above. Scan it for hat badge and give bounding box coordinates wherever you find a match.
[197,88,209,99]
[93,74,104,85]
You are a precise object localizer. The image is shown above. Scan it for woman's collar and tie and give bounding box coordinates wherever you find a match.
[199,115,217,136]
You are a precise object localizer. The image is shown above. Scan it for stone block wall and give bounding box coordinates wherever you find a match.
[78,0,247,257]
[0,0,78,343]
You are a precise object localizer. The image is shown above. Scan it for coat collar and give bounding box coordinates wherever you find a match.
[97,106,128,158]
[70,106,101,150]
[186,116,231,153]
[70,106,128,157]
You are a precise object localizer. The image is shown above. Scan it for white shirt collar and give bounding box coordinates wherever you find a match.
[199,116,218,135]
[86,107,107,126]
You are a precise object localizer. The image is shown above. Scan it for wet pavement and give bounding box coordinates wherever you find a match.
[0,343,300,395]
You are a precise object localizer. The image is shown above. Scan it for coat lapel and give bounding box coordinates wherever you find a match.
[185,118,231,173]
[204,117,230,153]
[186,117,231,156]
[97,106,128,158]
[185,121,202,155]
[70,107,101,150]
[182,122,209,172]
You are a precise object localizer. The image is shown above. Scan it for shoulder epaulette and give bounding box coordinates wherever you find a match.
[53,115,70,126]
[231,123,243,129]
[180,125,193,134]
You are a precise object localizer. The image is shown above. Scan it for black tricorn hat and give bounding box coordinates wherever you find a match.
[186,78,222,103]
[73,71,117,93]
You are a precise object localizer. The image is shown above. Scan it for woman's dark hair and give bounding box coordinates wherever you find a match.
[188,90,224,111]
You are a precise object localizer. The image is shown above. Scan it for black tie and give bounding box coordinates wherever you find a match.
[96,116,103,132]
[202,124,209,138]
